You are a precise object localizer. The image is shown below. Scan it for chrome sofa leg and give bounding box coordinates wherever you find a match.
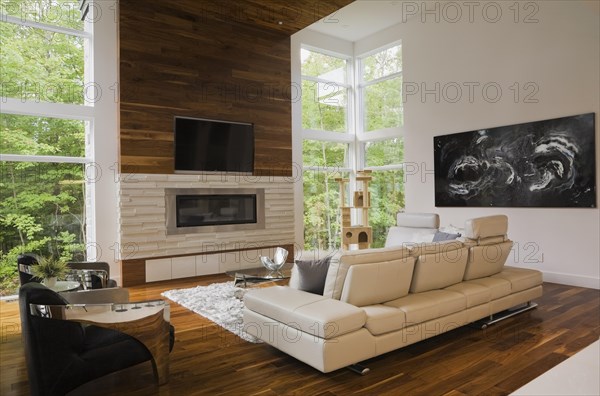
[477,302,539,329]
[347,363,370,375]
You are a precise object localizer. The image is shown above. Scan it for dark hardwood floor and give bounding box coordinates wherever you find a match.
[1,276,598,395]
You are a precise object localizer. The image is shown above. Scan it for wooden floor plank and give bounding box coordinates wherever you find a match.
[0,280,598,395]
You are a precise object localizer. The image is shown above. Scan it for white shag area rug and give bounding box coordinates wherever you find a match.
[161,281,262,343]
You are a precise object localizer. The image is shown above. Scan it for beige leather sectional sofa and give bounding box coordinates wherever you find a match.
[243,215,543,373]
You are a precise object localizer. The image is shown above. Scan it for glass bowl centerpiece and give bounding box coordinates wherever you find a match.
[260,247,288,273]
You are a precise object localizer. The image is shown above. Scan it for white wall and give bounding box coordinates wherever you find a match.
[356,1,599,288]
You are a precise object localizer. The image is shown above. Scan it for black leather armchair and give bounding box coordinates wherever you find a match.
[66,261,118,289]
[19,283,172,396]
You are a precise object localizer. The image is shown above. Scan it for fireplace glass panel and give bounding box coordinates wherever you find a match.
[176,195,257,228]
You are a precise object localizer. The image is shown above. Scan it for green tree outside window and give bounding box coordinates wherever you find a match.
[0,0,87,295]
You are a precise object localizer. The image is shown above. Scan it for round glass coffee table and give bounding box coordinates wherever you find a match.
[44,280,81,293]
[226,263,293,288]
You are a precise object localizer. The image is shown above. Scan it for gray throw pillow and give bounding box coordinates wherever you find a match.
[294,256,332,295]
[432,231,461,242]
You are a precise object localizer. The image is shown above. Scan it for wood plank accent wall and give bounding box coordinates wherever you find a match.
[119,0,354,176]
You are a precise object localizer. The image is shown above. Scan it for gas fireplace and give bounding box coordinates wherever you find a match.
[165,188,265,235]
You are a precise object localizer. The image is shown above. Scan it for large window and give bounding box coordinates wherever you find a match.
[360,45,403,132]
[301,48,354,250]
[0,0,92,296]
[300,43,404,250]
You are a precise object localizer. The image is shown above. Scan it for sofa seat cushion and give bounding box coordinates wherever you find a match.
[464,277,511,300]
[245,286,326,312]
[340,257,415,306]
[384,290,466,325]
[444,282,491,308]
[362,305,407,336]
[491,267,543,293]
[244,286,366,339]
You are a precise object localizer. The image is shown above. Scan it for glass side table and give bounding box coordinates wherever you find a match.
[226,263,293,288]
[43,280,81,293]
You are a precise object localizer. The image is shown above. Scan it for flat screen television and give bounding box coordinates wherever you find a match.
[174,116,254,173]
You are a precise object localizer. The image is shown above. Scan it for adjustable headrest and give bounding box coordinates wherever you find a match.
[396,213,440,229]
[17,253,40,265]
[463,215,508,239]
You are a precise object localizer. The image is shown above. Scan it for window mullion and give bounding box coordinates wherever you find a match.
[357,128,404,142]
[0,154,89,164]
[302,129,353,142]
[301,75,351,89]
[365,164,406,172]
[1,97,94,120]
[359,71,403,88]
[355,54,364,159]
[303,165,352,172]
[1,14,90,38]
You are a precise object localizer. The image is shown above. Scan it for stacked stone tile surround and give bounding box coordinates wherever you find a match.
[118,174,295,280]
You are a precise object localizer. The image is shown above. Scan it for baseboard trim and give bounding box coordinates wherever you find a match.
[542,271,600,290]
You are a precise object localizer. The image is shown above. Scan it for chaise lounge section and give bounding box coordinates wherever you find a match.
[243,215,543,373]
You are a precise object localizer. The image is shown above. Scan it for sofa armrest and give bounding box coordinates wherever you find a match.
[244,286,366,339]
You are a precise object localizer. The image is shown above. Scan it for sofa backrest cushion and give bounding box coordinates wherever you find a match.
[460,215,513,280]
[385,213,440,247]
[340,257,416,306]
[323,246,412,300]
[463,215,508,240]
[463,240,513,280]
[409,241,469,293]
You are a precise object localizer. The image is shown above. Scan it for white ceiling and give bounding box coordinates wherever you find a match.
[306,0,406,42]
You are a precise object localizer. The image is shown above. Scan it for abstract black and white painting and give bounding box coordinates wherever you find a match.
[434,113,596,207]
